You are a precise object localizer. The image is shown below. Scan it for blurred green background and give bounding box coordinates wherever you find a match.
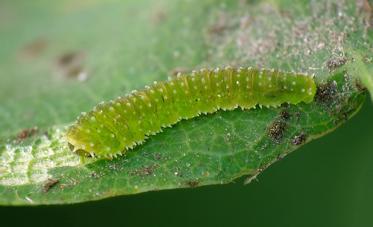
[1,0,373,226]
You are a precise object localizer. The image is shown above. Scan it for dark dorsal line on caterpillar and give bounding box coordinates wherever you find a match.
[66,67,316,158]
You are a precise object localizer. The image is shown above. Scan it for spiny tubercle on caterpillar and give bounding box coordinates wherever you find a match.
[66,67,316,159]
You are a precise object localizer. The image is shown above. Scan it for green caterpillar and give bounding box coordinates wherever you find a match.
[66,67,316,158]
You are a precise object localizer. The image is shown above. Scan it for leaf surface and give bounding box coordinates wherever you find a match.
[0,0,370,205]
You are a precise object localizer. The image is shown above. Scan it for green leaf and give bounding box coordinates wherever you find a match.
[0,0,371,205]
[347,52,373,101]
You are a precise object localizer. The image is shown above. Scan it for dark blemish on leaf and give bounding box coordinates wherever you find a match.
[16,127,38,141]
[56,51,88,81]
[19,38,47,59]
[355,79,367,92]
[315,81,338,105]
[43,178,59,193]
[131,164,159,177]
[280,110,291,121]
[58,52,81,66]
[185,180,199,188]
[267,120,287,143]
[326,56,347,71]
[292,132,307,145]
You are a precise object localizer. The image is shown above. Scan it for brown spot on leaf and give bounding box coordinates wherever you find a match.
[19,38,48,59]
[56,51,88,81]
[185,180,199,188]
[292,132,307,145]
[326,56,347,71]
[43,178,59,193]
[355,79,367,92]
[267,120,287,143]
[280,110,291,121]
[131,164,159,177]
[58,52,80,66]
[16,127,38,141]
[315,81,338,104]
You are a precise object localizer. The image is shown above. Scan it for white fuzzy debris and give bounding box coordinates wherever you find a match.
[0,128,81,186]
